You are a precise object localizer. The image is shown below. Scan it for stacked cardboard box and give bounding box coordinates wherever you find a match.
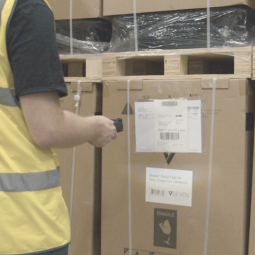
[48,1,255,254]
[249,119,255,255]
[101,78,254,255]
[103,0,255,16]
[57,81,102,255]
[47,0,102,19]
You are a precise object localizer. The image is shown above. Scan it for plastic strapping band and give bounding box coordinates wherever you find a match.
[127,80,132,255]
[207,0,210,48]
[74,81,82,110]
[68,81,82,254]
[203,77,216,255]
[133,0,138,52]
[69,0,73,54]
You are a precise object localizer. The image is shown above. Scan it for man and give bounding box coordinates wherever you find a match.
[0,0,117,254]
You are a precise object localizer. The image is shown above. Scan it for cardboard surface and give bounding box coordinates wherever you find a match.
[249,114,255,255]
[103,0,255,16]
[48,0,102,20]
[57,82,102,255]
[101,79,254,255]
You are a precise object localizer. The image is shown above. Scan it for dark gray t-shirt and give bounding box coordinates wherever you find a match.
[6,0,67,99]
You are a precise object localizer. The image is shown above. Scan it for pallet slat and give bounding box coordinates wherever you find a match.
[102,46,253,80]
[59,47,254,81]
[60,54,102,81]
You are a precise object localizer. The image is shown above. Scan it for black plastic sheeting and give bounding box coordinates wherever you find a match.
[55,5,255,54]
[109,5,255,52]
[55,18,112,54]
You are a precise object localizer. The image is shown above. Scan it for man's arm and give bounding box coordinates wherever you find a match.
[20,92,117,148]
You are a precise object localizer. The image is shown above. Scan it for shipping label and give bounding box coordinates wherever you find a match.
[146,167,193,207]
[135,99,202,153]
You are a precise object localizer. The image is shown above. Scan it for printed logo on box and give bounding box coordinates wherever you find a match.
[154,208,177,249]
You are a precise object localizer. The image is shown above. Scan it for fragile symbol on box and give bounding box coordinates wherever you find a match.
[154,208,177,249]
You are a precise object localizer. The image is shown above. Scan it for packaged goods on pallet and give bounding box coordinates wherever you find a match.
[108,5,255,52]
[55,18,112,54]
[101,78,255,255]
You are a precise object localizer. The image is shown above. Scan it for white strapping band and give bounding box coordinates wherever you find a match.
[203,77,217,255]
[127,80,133,255]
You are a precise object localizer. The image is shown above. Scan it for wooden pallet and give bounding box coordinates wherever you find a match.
[60,54,102,83]
[102,46,253,80]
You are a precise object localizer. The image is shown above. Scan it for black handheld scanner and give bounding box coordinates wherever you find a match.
[112,118,123,132]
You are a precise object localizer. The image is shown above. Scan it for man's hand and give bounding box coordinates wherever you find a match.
[87,116,117,147]
[20,92,117,148]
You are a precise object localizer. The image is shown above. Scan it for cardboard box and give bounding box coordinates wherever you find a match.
[248,116,255,255]
[48,0,102,20]
[101,79,254,255]
[57,82,102,255]
[103,0,255,16]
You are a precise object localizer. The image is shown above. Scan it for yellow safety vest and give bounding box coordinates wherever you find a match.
[0,0,70,254]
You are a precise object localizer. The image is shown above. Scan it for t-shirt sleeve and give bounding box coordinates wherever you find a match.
[6,1,67,99]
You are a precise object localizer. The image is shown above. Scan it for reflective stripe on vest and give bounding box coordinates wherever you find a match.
[0,87,19,107]
[0,167,60,192]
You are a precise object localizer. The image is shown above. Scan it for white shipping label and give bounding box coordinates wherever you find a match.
[135,101,155,152]
[154,99,188,152]
[135,99,202,153]
[146,167,193,207]
[188,100,202,153]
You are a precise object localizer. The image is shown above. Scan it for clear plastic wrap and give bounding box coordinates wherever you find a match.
[56,33,110,54]
[55,18,112,54]
[108,5,255,52]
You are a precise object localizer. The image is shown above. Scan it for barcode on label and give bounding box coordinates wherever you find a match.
[161,101,178,106]
[160,132,179,140]
[188,106,199,109]
[150,188,164,196]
